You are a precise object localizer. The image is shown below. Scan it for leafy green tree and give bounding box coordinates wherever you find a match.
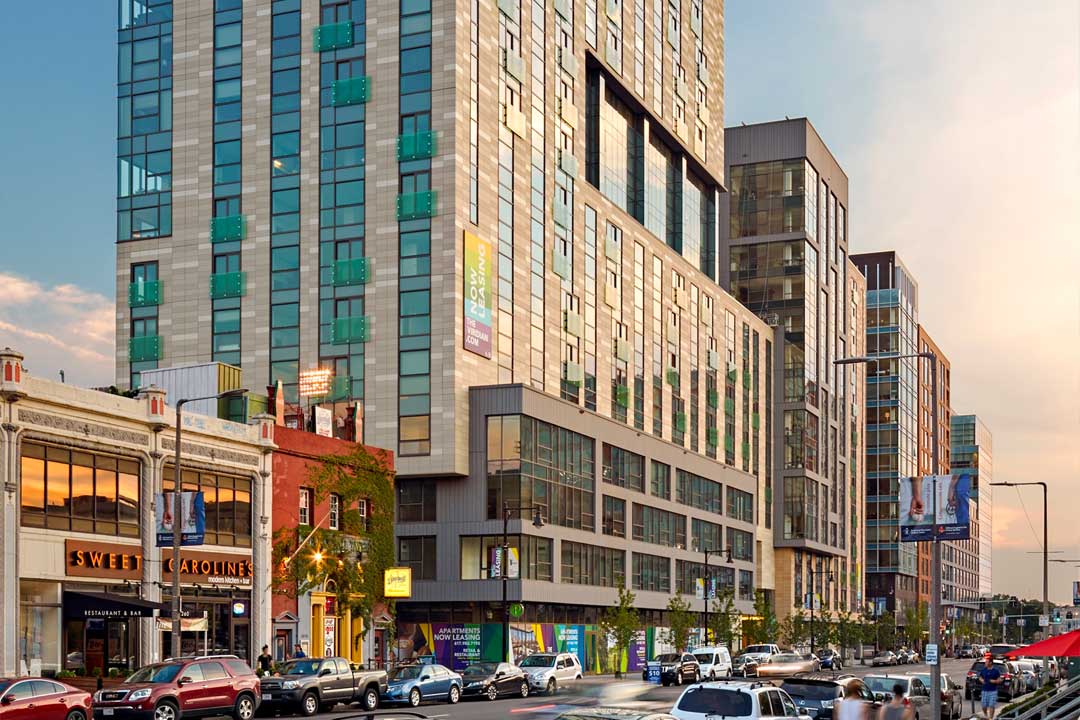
[664,596,695,652]
[599,588,640,677]
[709,589,741,650]
[743,590,779,645]
[834,607,860,661]
[779,608,809,650]
[902,602,928,649]
[271,445,395,641]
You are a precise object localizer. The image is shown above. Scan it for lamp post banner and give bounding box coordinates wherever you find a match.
[155,491,206,547]
[899,474,971,541]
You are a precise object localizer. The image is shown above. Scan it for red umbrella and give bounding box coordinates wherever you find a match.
[1007,630,1080,658]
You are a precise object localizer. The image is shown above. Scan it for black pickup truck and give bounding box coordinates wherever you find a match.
[259,656,388,716]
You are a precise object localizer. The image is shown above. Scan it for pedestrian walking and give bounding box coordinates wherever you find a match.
[978,653,1003,720]
[257,645,273,673]
[877,683,913,720]
[836,682,870,720]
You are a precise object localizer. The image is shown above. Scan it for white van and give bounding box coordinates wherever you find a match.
[691,646,733,680]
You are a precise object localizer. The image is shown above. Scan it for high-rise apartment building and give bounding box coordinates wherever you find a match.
[951,414,993,598]
[852,251,920,619]
[114,0,776,661]
[720,119,867,619]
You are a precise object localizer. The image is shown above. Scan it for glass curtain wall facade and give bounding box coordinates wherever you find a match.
[951,414,993,597]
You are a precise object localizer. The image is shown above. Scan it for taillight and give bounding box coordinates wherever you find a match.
[942,691,949,701]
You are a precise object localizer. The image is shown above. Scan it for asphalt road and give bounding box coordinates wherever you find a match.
[287,658,979,720]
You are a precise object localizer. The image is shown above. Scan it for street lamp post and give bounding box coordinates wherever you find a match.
[695,543,733,645]
[837,351,940,720]
[501,503,544,663]
[991,481,1048,684]
[807,567,835,657]
[169,388,247,660]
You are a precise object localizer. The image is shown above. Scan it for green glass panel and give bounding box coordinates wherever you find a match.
[325,375,353,401]
[332,257,370,286]
[752,412,760,430]
[666,368,680,388]
[742,441,751,458]
[210,215,246,243]
[128,280,161,307]
[674,412,687,433]
[397,130,437,161]
[129,335,161,362]
[209,271,246,299]
[552,250,569,280]
[742,371,752,389]
[313,21,353,52]
[331,76,371,106]
[724,435,735,453]
[706,427,719,447]
[331,316,369,344]
[724,397,735,415]
[396,190,438,220]
[706,389,719,409]
[615,384,629,408]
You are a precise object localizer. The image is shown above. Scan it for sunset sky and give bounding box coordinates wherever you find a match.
[0,2,1077,601]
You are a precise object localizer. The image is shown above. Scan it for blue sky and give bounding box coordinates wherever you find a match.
[0,1,1077,600]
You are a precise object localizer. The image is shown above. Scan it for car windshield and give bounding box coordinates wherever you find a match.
[988,645,1016,656]
[744,645,773,654]
[874,651,892,657]
[909,675,943,690]
[781,681,841,701]
[677,686,753,716]
[520,655,556,668]
[391,666,424,680]
[281,660,323,676]
[865,677,905,693]
[657,654,680,663]
[464,663,497,675]
[126,664,182,684]
[694,653,716,664]
[773,654,802,662]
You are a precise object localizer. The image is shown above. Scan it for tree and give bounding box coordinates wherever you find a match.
[902,602,929,649]
[664,596,695,653]
[599,588,640,677]
[834,607,859,661]
[709,589,741,650]
[876,611,898,650]
[271,444,395,642]
[779,608,809,650]
[743,590,779,645]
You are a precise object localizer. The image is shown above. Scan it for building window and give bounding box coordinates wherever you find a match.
[602,443,644,492]
[676,559,734,596]
[163,466,252,548]
[675,468,722,514]
[298,487,311,526]
[650,460,670,499]
[560,541,624,587]
[727,527,753,562]
[632,553,671,593]
[602,495,626,538]
[632,504,686,548]
[328,494,340,531]
[691,518,722,552]
[398,536,436,581]
[460,535,552,581]
[396,478,435,523]
[726,487,753,524]
[20,443,139,538]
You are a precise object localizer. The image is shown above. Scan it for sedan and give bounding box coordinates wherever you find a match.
[0,677,92,720]
[908,672,963,720]
[383,663,463,707]
[871,651,898,667]
[460,661,529,701]
[817,649,842,671]
[756,653,819,678]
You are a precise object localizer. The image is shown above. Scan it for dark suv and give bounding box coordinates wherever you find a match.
[93,655,260,720]
[780,674,879,719]
[651,653,700,687]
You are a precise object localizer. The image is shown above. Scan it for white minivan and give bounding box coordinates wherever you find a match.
[691,646,732,680]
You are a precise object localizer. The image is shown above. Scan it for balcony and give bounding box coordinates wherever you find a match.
[128,280,161,307]
[209,271,246,299]
[331,76,371,106]
[396,130,437,161]
[129,335,161,363]
[331,316,369,344]
[312,21,353,52]
[396,190,437,221]
[325,375,353,402]
[210,215,246,243]
[332,257,370,287]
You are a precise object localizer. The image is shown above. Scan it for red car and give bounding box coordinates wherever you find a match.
[0,677,93,720]
[92,655,259,720]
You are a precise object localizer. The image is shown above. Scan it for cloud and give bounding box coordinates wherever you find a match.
[0,272,114,386]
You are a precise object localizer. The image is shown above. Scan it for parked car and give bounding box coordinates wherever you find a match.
[0,677,92,720]
[92,655,260,720]
[780,674,879,719]
[816,649,842,671]
[959,645,976,659]
[1014,660,1038,693]
[258,656,386,715]
[671,680,802,719]
[692,647,733,680]
[554,709,678,720]
[908,673,963,720]
[895,650,911,665]
[519,652,583,694]
[651,653,700,687]
[755,653,819,678]
[987,644,1020,659]
[862,675,932,719]
[731,644,781,678]
[963,659,1023,701]
[871,651,898,667]
[382,663,462,707]
[460,661,529,701]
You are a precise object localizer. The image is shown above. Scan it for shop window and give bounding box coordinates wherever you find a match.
[163,467,252,548]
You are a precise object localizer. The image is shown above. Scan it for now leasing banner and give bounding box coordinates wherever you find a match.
[463,231,493,358]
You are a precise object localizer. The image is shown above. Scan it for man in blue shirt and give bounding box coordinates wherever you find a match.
[293,643,307,659]
[979,654,1003,719]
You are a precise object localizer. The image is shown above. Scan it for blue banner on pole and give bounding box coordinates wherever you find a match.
[155,491,206,547]
[899,474,971,542]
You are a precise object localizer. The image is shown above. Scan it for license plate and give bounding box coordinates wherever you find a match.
[262,693,272,700]
[103,710,115,716]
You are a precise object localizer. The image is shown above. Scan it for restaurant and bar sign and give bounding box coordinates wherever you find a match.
[66,540,253,587]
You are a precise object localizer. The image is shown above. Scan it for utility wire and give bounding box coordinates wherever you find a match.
[1014,486,1043,551]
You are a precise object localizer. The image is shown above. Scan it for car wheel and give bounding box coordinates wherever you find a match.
[519,681,529,698]
[234,694,256,720]
[408,688,422,707]
[694,670,700,683]
[300,692,319,717]
[676,671,683,686]
[154,701,178,720]
[486,684,499,701]
[709,670,716,681]
[362,686,380,711]
[448,685,460,704]
[66,711,87,720]
[547,678,557,695]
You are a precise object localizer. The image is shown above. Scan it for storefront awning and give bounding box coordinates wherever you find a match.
[63,591,164,620]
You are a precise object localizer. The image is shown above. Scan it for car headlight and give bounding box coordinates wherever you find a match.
[820,699,834,708]
[282,680,301,690]
[128,689,152,702]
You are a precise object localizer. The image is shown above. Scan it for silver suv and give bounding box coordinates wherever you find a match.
[519,652,583,694]
[672,680,801,719]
